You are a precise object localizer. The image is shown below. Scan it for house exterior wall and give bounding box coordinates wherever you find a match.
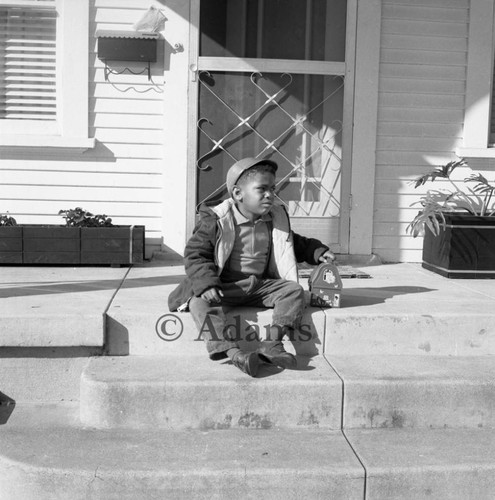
[0,0,177,258]
[0,0,480,263]
[373,0,469,262]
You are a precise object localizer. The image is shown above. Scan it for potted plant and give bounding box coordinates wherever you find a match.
[407,158,495,278]
[0,208,144,266]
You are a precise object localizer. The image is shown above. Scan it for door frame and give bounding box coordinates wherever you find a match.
[186,0,358,254]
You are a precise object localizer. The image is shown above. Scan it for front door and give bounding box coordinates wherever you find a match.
[188,0,355,252]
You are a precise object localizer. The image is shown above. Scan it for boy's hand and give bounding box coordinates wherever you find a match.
[201,287,224,304]
[319,250,336,263]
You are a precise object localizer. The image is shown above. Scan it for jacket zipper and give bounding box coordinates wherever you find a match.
[214,221,223,267]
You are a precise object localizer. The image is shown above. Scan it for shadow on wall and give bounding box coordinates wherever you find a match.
[0,140,117,163]
[0,392,16,425]
[341,286,435,308]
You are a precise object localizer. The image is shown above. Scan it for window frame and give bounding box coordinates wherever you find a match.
[0,0,94,148]
[457,0,495,158]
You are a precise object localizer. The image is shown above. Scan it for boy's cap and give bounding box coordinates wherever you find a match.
[226,157,278,194]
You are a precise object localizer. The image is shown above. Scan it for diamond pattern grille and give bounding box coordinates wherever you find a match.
[196,71,344,217]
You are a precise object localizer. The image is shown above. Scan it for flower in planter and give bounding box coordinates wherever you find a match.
[407,158,495,237]
[0,213,17,226]
[58,207,114,227]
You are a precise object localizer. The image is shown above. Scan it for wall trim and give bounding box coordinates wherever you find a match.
[348,0,382,255]
[462,0,495,151]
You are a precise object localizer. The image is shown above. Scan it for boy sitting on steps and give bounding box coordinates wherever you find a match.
[168,157,334,377]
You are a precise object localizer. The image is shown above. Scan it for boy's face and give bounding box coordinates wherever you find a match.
[233,171,276,220]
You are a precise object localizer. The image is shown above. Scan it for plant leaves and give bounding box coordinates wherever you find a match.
[58,207,114,227]
[412,159,467,188]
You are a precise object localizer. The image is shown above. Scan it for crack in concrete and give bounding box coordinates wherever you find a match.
[87,464,103,489]
[323,354,368,500]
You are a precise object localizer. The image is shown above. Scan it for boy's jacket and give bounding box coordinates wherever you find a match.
[168,199,328,311]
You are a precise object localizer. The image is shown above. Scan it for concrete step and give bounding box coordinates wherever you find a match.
[4,263,494,357]
[2,405,495,499]
[105,263,495,358]
[80,355,342,430]
[328,355,495,430]
[0,404,364,500]
[346,428,495,499]
[81,354,495,432]
[0,266,128,348]
[0,347,99,403]
[108,305,324,357]
[325,264,495,356]
[105,264,325,356]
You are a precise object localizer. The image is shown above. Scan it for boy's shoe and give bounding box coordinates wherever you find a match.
[231,350,260,377]
[257,341,297,370]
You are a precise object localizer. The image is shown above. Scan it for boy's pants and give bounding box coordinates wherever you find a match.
[189,276,305,360]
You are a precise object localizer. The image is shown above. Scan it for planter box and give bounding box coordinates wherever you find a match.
[0,225,145,265]
[422,214,495,278]
[0,226,23,263]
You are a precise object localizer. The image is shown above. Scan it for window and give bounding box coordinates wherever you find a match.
[458,0,495,158]
[0,2,57,131]
[0,0,93,148]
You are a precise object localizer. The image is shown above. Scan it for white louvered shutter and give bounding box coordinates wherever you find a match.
[0,0,57,125]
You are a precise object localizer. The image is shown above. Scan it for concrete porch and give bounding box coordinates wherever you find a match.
[1,261,495,498]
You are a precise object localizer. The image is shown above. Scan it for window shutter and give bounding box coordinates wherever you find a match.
[0,1,57,122]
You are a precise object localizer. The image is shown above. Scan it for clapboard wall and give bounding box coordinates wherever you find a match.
[0,0,166,257]
[373,0,468,262]
[0,0,475,263]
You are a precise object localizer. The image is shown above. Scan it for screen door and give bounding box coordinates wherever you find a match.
[190,0,353,251]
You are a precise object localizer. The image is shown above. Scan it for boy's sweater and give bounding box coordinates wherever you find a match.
[168,199,328,312]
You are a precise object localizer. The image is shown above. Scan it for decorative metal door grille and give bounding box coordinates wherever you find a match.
[196,70,344,222]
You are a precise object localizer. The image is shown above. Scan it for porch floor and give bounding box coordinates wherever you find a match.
[1,260,494,355]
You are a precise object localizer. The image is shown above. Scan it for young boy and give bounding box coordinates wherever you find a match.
[168,157,334,377]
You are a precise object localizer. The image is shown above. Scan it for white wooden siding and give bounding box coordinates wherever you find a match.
[373,0,468,262]
[0,0,166,257]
